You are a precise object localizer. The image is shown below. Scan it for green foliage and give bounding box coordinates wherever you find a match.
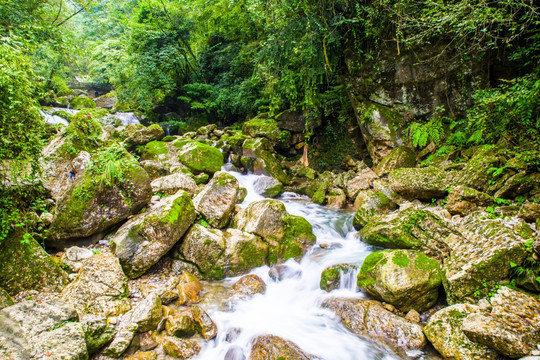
[408,115,445,148]
[86,143,138,191]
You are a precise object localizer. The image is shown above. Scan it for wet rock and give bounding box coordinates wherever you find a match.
[252,176,284,198]
[462,287,540,358]
[61,246,94,273]
[61,253,131,317]
[232,274,266,297]
[373,145,416,176]
[81,314,116,355]
[233,199,316,264]
[123,123,165,151]
[162,336,200,358]
[0,287,13,310]
[326,188,347,209]
[268,265,302,281]
[130,292,162,333]
[323,297,427,351]
[352,190,397,229]
[389,166,453,200]
[320,264,358,292]
[307,172,333,205]
[359,208,454,259]
[249,334,316,360]
[177,141,224,175]
[357,250,442,312]
[424,304,500,360]
[112,190,196,278]
[225,345,246,360]
[103,312,139,358]
[139,160,170,181]
[150,173,197,195]
[519,201,540,223]
[165,311,196,337]
[0,231,68,295]
[444,216,528,303]
[191,305,217,340]
[176,271,202,305]
[1,299,88,360]
[446,185,493,216]
[251,149,290,185]
[344,168,378,201]
[193,171,239,228]
[125,351,157,360]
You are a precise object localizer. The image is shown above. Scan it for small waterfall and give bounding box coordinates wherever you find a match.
[194,165,402,360]
[339,267,360,291]
[113,112,140,125]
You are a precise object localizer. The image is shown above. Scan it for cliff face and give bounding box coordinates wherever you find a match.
[344,44,487,164]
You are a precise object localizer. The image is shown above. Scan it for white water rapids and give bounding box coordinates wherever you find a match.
[194,166,403,360]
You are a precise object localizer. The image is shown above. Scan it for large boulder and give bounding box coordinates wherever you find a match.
[122,124,165,151]
[359,208,455,259]
[456,146,501,193]
[0,299,89,360]
[112,190,196,278]
[46,144,152,247]
[443,216,528,303]
[357,250,442,312]
[389,166,454,200]
[0,231,68,295]
[140,140,185,171]
[249,334,316,360]
[322,297,427,352]
[193,171,239,228]
[242,117,289,148]
[424,304,500,360]
[176,225,268,279]
[150,173,197,196]
[352,190,398,229]
[373,145,416,176]
[61,253,131,317]
[177,141,224,174]
[462,287,540,358]
[233,199,316,263]
[446,185,493,216]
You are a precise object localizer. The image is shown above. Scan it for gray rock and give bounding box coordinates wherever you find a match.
[80,315,116,355]
[61,253,131,317]
[519,201,540,223]
[344,168,378,200]
[389,166,453,200]
[122,124,164,151]
[249,334,317,360]
[103,312,138,358]
[193,171,239,228]
[252,175,284,198]
[150,173,197,196]
[130,292,162,333]
[34,322,89,360]
[322,297,426,352]
[0,312,31,359]
[424,304,500,360]
[112,190,196,278]
[373,145,416,176]
[232,274,266,297]
[61,246,94,273]
[446,185,493,216]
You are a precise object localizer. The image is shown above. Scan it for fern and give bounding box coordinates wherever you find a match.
[408,117,445,148]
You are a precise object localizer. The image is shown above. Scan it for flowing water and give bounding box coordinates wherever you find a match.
[194,166,403,360]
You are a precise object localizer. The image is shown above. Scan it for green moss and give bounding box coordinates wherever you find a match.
[392,251,411,267]
[352,207,375,229]
[141,141,168,159]
[52,110,74,122]
[162,135,176,142]
[158,192,194,225]
[204,265,225,279]
[58,110,104,157]
[242,117,280,140]
[70,96,97,109]
[312,181,330,205]
[178,142,224,174]
[234,241,268,274]
[320,268,340,291]
[360,251,385,273]
[253,149,289,185]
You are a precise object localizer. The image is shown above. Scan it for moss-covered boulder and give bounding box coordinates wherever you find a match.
[151,172,197,196]
[233,199,316,264]
[252,149,289,185]
[389,166,454,200]
[359,208,455,258]
[178,141,223,174]
[443,216,529,304]
[70,96,97,109]
[494,171,535,199]
[320,264,359,292]
[47,144,152,247]
[252,176,284,198]
[176,226,268,279]
[357,250,442,312]
[323,297,427,352]
[0,231,68,295]
[122,123,165,151]
[112,190,196,278]
[374,145,416,176]
[424,304,500,360]
[249,335,316,360]
[462,286,540,359]
[446,185,494,216]
[456,145,502,193]
[61,253,130,316]
[352,190,397,229]
[193,171,239,228]
[242,117,288,146]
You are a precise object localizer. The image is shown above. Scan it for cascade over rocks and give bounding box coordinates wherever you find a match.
[233,199,316,263]
[112,190,196,278]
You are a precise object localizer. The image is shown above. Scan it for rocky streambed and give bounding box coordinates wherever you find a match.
[1,110,539,360]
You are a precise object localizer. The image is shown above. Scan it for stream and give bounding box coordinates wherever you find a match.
[194,166,402,360]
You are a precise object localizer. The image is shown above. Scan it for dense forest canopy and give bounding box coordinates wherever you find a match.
[1,0,539,241]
